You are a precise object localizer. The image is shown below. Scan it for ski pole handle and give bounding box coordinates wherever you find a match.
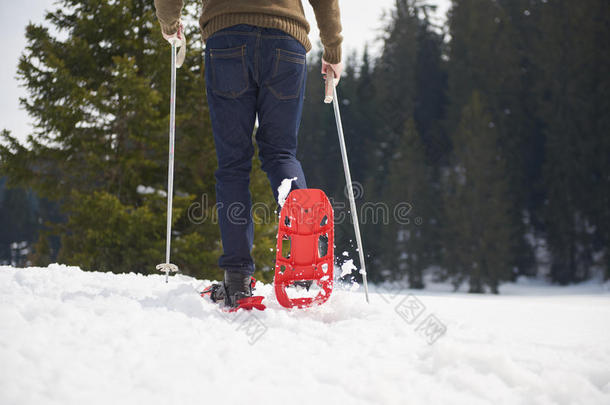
[324,68,337,104]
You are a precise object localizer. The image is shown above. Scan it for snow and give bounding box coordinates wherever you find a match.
[285,281,323,299]
[136,184,166,196]
[1,264,610,405]
[340,258,357,278]
[277,177,297,207]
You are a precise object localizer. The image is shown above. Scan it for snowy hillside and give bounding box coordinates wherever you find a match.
[1,265,609,405]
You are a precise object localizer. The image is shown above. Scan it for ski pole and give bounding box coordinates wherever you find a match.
[327,74,370,303]
[156,42,179,282]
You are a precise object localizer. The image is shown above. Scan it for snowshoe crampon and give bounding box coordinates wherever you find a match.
[275,189,334,308]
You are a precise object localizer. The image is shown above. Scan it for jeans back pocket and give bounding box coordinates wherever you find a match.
[266,48,306,100]
[208,45,248,98]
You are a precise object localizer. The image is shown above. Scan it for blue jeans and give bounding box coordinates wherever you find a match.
[205,24,308,275]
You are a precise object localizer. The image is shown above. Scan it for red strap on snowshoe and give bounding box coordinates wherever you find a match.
[228,296,266,312]
[200,286,214,298]
[274,189,334,308]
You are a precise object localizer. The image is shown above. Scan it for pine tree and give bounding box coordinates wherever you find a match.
[0,0,276,278]
[298,50,340,194]
[531,0,610,283]
[413,7,448,167]
[443,92,514,293]
[0,174,39,266]
[355,1,420,280]
[382,119,438,288]
[446,0,536,277]
[371,0,419,188]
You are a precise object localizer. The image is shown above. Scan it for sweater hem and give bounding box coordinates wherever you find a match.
[200,13,313,53]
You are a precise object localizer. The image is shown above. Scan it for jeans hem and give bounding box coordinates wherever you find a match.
[223,266,255,276]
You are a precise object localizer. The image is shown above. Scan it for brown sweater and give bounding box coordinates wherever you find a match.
[154,0,342,63]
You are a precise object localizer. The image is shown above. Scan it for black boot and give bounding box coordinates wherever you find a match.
[223,270,253,307]
[204,271,253,308]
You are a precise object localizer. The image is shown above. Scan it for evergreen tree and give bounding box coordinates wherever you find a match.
[443,92,514,293]
[357,1,419,280]
[298,50,340,194]
[0,0,276,279]
[351,45,378,184]
[382,119,438,288]
[413,7,449,167]
[531,0,610,283]
[337,50,371,188]
[0,174,39,266]
[447,0,536,277]
[371,0,419,188]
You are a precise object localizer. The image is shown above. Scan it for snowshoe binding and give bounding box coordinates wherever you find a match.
[201,271,265,312]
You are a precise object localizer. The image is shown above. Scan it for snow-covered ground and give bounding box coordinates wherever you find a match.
[1,265,609,405]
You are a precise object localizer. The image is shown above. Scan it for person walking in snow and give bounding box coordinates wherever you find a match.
[153,0,344,307]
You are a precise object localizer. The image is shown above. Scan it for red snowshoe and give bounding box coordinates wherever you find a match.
[274,189,334,308]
